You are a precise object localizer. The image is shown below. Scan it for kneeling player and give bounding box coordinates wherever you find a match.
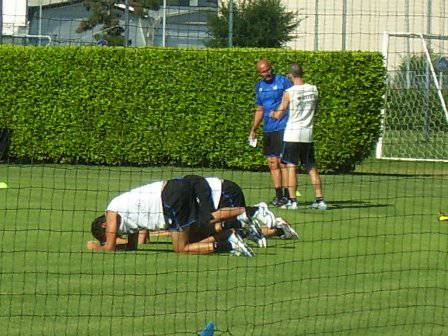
[182,175,299,245]
[87,178,254,256]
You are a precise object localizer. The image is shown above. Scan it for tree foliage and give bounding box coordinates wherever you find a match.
[77,0,159,46]
[207,0,301,48]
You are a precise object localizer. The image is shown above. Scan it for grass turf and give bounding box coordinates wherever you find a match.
[0,159,447,336]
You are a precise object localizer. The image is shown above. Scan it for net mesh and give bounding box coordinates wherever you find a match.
[379,33,448,161]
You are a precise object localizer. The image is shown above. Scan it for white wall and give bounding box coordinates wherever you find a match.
[2,0,27,35]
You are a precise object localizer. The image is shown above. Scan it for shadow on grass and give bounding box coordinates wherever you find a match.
[349,171,445,177]
[136,248,173,253]
[303,200,392,210]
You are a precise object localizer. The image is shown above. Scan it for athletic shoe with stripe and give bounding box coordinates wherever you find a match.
[311,200,328,210]
[228,232,255,257]
[281,200,298,210]
[246,223,267,248]
[275,217,299,240]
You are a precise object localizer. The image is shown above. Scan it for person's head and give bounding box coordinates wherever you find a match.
[256,59,273,81]
[288,63,304,79]
[91,214,107,245]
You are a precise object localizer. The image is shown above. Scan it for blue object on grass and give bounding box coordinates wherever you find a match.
[198,321,214,336]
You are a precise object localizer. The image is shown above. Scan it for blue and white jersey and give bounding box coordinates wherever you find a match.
[255,74,292,132]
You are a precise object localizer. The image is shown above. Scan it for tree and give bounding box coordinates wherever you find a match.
[206,0,301,48]
[77,0,159,46]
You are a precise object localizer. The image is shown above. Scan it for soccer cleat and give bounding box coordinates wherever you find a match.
[228,232,255,257]
[311,200,328,210]
[275,217,299,240]
[281,200,298,210]
[246,222,267,248]
[252,202,276,228]
[272,196,288,207]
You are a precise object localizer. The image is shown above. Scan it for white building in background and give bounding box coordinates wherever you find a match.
[283,0,448,52]
[2,0,27,35]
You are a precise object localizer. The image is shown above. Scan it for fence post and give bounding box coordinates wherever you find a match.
[125,0,130,46]
[228,0,233,47]
[0,0,3,44]
[38,5,43,46]
[314,0,319,50]
[162,0,166,47]
[405,0,410,88]
[341,0,347,50]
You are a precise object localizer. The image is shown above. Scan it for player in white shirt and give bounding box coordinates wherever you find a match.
[270,64,327,210]
[87,178,255,256]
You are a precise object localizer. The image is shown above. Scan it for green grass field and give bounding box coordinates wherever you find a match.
[381,130,448,160]
[0,160,447,336]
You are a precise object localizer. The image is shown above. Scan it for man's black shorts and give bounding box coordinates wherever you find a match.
[182,175,215,214]
[263,130,284,157]
[161,179,212,231]
[281,142,316,167]
[219,180,246,208]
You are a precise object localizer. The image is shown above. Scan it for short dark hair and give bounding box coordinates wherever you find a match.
[91,214,106,244]
[289,63,304,78]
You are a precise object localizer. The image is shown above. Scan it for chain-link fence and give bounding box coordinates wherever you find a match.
[1,0,447,51]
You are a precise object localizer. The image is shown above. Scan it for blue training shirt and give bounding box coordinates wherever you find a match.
[255,74,292,132]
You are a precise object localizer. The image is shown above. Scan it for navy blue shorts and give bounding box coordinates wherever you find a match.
[281,142,316,168]
[263,130,284,157]
[161,179,203,231]
[219,180,246,208]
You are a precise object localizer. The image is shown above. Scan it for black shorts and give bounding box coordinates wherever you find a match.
[161,179,211,231]
[281,142,316,168]
[182,175,215,214]
[263,130,284,157]
[218,180,246,208]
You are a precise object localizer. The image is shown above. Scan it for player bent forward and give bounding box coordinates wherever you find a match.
[87,178,255,256]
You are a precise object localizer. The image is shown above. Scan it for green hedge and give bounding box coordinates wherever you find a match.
[0,46,385,172]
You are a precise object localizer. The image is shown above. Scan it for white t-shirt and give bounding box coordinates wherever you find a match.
[283,83,318,143]
[106,181,166,234]
[205,177,223,209]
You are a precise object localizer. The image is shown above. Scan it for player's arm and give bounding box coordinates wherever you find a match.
[249,105,264,139]
[270,92,291,119]
[122,231,138,250]
[86,211,119,251]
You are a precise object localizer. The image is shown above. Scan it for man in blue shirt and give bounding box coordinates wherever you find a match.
[249,59,292,206]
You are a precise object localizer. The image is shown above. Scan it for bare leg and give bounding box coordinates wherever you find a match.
[171,228,215,254]
[267,156,282,189]
[138,230,149,244]
[280,161,288,190]
[308,167,323,198]
[210,207,246,223]
[150,230,172,237]
[261,226,278,238]
[285,164,297,199]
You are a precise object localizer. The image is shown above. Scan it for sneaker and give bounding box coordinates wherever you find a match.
[275,217,299,240]
[246,223,267,248]
[252,202,276,228]
[272,196,288,207]
[281,200,298,210]
[228,232,255,257]
[311,200,328,210]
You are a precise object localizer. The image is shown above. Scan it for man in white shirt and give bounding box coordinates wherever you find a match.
[270,64,327,210]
